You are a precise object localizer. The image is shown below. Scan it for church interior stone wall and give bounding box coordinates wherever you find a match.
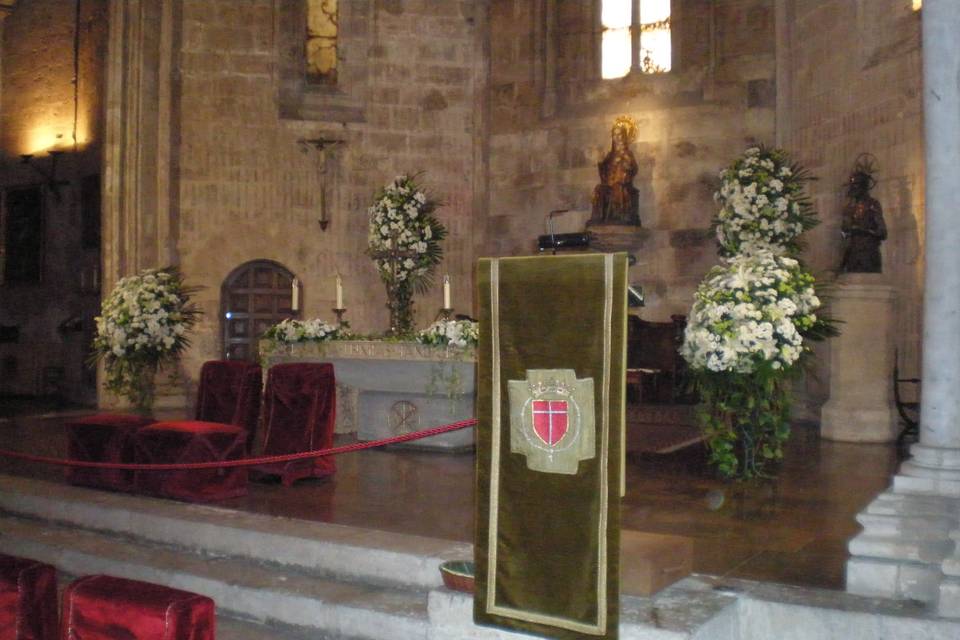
[486,0,777,318]
[0,0,929,416]
[779,0,924,407]
[0,0,107,402]
[171,0,487,380]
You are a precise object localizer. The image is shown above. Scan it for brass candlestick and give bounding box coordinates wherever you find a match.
[332,308,347,327]
[436,307,454,322]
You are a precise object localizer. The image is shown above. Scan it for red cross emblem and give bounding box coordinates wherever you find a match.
[532,400,568,446]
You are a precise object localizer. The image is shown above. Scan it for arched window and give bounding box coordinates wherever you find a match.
[221,260,300,361]
[601,0,672,80]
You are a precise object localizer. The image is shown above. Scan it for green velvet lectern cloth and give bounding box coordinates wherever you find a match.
[475,253,628,639]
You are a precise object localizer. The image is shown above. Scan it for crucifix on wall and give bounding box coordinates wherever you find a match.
[298,137,344,230]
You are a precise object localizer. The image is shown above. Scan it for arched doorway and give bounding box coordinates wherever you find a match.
[221,260,300,361]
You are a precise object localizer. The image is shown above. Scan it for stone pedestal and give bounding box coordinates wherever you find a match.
[587,224,650,253]
[820,274,899,442]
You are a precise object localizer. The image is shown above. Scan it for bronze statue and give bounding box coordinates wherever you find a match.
[589,116,641,226]
[840,154,887,273]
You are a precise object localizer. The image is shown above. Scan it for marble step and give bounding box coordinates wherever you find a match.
[0,514,429,638]
[0,474,468,591]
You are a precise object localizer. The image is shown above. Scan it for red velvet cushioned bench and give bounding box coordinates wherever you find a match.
[61,575,214,640]
[193,360,262,451]
[133,420,247,502]
[64,413,156,492]
[251,362,336,486]
[0,553,57,640]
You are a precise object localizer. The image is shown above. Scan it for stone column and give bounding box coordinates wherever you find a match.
[846,0,960,616]
[100,0,185,411]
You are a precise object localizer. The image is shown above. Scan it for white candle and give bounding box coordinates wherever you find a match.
[336,274,343,309]
[291,278,300,311]
[443,274,451,309]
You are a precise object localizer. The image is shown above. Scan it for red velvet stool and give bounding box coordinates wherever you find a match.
[61,575,214,640]
[133,421,247,502]
[64,413,156,492]
[0,554,57,640]
[252,363,336,486]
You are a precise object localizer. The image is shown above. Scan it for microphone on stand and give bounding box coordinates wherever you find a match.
[538,209,590,254]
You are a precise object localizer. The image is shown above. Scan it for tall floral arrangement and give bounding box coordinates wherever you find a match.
[682,147,834,479]
[92,268,200,414]
[367,174,447,335]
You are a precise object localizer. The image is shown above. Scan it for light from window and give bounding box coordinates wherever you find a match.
[602,0,672,79]
[306,0,338,85]
[601,0,632,79]
[639,0,671,73]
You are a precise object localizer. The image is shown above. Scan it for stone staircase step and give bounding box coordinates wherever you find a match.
[0,474,468,591]
[0,514,429,638]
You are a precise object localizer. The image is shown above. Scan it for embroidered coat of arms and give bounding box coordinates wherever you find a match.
[508,369,595,475]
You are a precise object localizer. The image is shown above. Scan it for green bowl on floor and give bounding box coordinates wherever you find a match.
[439,560,475,593]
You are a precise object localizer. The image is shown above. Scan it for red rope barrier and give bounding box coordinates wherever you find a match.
[0,418,477,471]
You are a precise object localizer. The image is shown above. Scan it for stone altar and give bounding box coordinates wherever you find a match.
[262,340,475,451]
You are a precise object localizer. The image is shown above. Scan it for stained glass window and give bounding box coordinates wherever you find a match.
[639,0,671,74]
[601,0,672,79]
[601,0,632,79]
[306,0,338,85]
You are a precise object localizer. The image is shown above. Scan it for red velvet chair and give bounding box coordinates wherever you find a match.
[194,360,262,449]
[64,414,156,492]
[0,554,57,640]
[61,575,214,640]
[133,420,247,502]
[252,363,337,486]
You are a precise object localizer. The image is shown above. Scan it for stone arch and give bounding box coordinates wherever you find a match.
[220,260,300,361]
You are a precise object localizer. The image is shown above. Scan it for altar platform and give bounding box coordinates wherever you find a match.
[2,406,949,638]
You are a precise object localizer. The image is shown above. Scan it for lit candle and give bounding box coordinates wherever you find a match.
[443,274,451,309]
[291,278,300,311]
[336,274,343,309]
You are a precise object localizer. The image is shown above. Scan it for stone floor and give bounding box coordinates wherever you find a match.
[0,401,900,592]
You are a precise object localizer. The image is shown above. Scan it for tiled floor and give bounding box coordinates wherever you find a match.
[0,402,900,591]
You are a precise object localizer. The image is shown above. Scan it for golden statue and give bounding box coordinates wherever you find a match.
[590,116,641,226]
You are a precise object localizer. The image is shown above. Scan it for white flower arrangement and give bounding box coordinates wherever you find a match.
[714,147,816,257]
[92,267,200,411]
[416,319,479,349]
[263,318,343,344]
[367,174,446,287]
[681,252,821,375]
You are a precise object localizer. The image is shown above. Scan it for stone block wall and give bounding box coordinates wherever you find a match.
[0,0,107,402]
[779,0,924,405]
[175,0,486,375]
[487,0,777,318]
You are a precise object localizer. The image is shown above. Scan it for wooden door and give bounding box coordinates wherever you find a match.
[221,261,299,361]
